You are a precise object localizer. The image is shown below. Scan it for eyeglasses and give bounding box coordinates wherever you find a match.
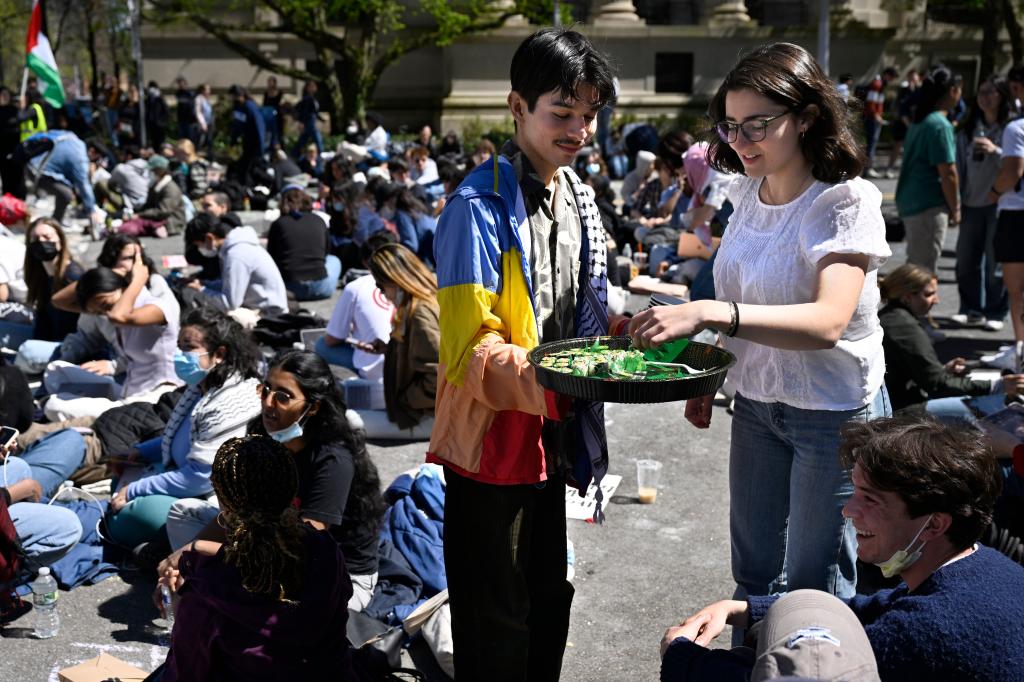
[259,383,304,407]
[715,110,793,144]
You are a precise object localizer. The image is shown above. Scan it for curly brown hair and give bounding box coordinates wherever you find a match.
[705,42,865,183]
[212,436,306,601]
[838,416,1001,550]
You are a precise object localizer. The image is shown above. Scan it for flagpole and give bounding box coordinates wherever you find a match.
[19,67,29,101]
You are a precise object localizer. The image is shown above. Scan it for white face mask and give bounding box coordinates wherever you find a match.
[874,514,933,578]
[198,243,218,258]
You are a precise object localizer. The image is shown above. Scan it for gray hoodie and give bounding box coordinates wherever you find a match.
[218,225,288,315]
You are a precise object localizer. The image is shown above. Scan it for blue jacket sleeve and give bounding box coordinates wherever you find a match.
[660,637,753,682]
[395,211,419,256]
[125,458,213,499]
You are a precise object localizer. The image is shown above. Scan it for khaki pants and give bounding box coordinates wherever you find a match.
[903,205,949,274]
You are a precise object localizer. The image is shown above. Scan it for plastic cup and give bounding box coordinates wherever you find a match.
[632,251,649,274]
[636,459,662,504]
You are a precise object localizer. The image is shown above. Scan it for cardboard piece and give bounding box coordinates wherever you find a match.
[566,474,622,520]
[626,276,689,299]
[58,652,150,682]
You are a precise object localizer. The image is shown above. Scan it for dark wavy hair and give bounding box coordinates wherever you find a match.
[75,267,129,310]
[248,349,386,536]
[839,415,1001,550]
[705,42,865,183]
[179,306,261,390]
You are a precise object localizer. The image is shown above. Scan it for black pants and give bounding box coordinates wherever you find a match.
[36,176,74,223]
[443,467,573,682]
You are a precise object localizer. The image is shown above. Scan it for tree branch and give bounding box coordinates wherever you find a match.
[187,12,320,82]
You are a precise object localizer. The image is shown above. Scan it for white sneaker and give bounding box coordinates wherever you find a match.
[984,319,1006,332]
[865,168,882,179]
[951,313,986,327]
[884,169,897,179]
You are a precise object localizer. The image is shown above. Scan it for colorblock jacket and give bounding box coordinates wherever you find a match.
[427,156,568,485]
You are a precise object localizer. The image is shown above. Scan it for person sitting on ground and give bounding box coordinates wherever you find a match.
[620,149,656,213]
[185,190,234,280]
[44,234,170,389]
[94,145,150,215]
[0,231,33,351]
[316,231,396,377]
[878,263,1024,416]
[408,145,439,186]
[348,243,439,440]
[186,214,289,323]
[117,155,186,238]
[102,307,262,551]
[174,138,212,199]
[363,112,388,159]
[297,143,323,180]
[266,185,341,301]
[43,254,182,421]
[659,415,1024,682]
[154,435,357,681]
[438,129,462,157]
[165,350,386,610]
[378,183,437,268]
[0,447,82,571]
[20,218,83,346]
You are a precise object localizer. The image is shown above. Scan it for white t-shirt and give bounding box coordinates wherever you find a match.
[325,274,394,379]
[998,119,1024,213]
[713,176,891,410]
[0,236,27,302]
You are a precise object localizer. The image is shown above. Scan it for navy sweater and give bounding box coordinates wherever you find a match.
[662,546,1024,682]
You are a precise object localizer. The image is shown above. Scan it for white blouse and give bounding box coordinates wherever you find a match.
[713,176,891,410]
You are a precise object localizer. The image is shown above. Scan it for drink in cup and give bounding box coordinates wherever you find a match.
[636,459,662,504]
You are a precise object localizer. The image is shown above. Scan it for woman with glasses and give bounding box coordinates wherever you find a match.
[952,76,1012,331]
[630,43,890,620]
[103,306,262,553]
[162,349,386,611]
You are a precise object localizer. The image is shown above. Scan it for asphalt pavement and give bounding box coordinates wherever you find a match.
[2,176,1012,681]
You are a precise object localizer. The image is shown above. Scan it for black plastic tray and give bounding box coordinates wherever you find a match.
[528,336,735,404]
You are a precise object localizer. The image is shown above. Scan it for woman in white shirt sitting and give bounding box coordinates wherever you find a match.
[630,42,891,629]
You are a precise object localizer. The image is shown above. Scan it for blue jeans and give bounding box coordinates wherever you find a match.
[3,457,82,566]
[293,123,323,156]
[956,204,1007,319]
[15,339,61,374]
[285,255,341,301]
[863,116,881,166]
[314,336,356,370]
[16,429,87,498]
[728,388,891,629]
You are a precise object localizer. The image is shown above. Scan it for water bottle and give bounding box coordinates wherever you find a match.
[31,567,59,639]
[973,130,987,162]
[160,584,175,629]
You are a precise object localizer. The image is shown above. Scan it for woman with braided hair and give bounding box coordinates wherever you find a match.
[163,348,386,610]
[155,435,355,681]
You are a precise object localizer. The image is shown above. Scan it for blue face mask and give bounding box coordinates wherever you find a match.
[267,406,311,444]
[332,201,345,213]
[586,163,601,175]
[174,349,210,386]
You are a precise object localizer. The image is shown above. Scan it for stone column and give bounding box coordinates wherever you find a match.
[590,0,643,25]
[701,0,753,26]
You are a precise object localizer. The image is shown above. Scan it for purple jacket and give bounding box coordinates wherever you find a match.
[162,529,355,681]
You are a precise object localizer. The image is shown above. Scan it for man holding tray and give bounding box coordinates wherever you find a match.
[428,28,620,681]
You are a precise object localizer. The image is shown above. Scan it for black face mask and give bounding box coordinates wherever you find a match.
[29,240,59,262]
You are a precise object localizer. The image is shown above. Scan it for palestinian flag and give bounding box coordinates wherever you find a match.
[25,0,65,108]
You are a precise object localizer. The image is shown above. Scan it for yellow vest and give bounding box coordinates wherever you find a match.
[19,103,47,142]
